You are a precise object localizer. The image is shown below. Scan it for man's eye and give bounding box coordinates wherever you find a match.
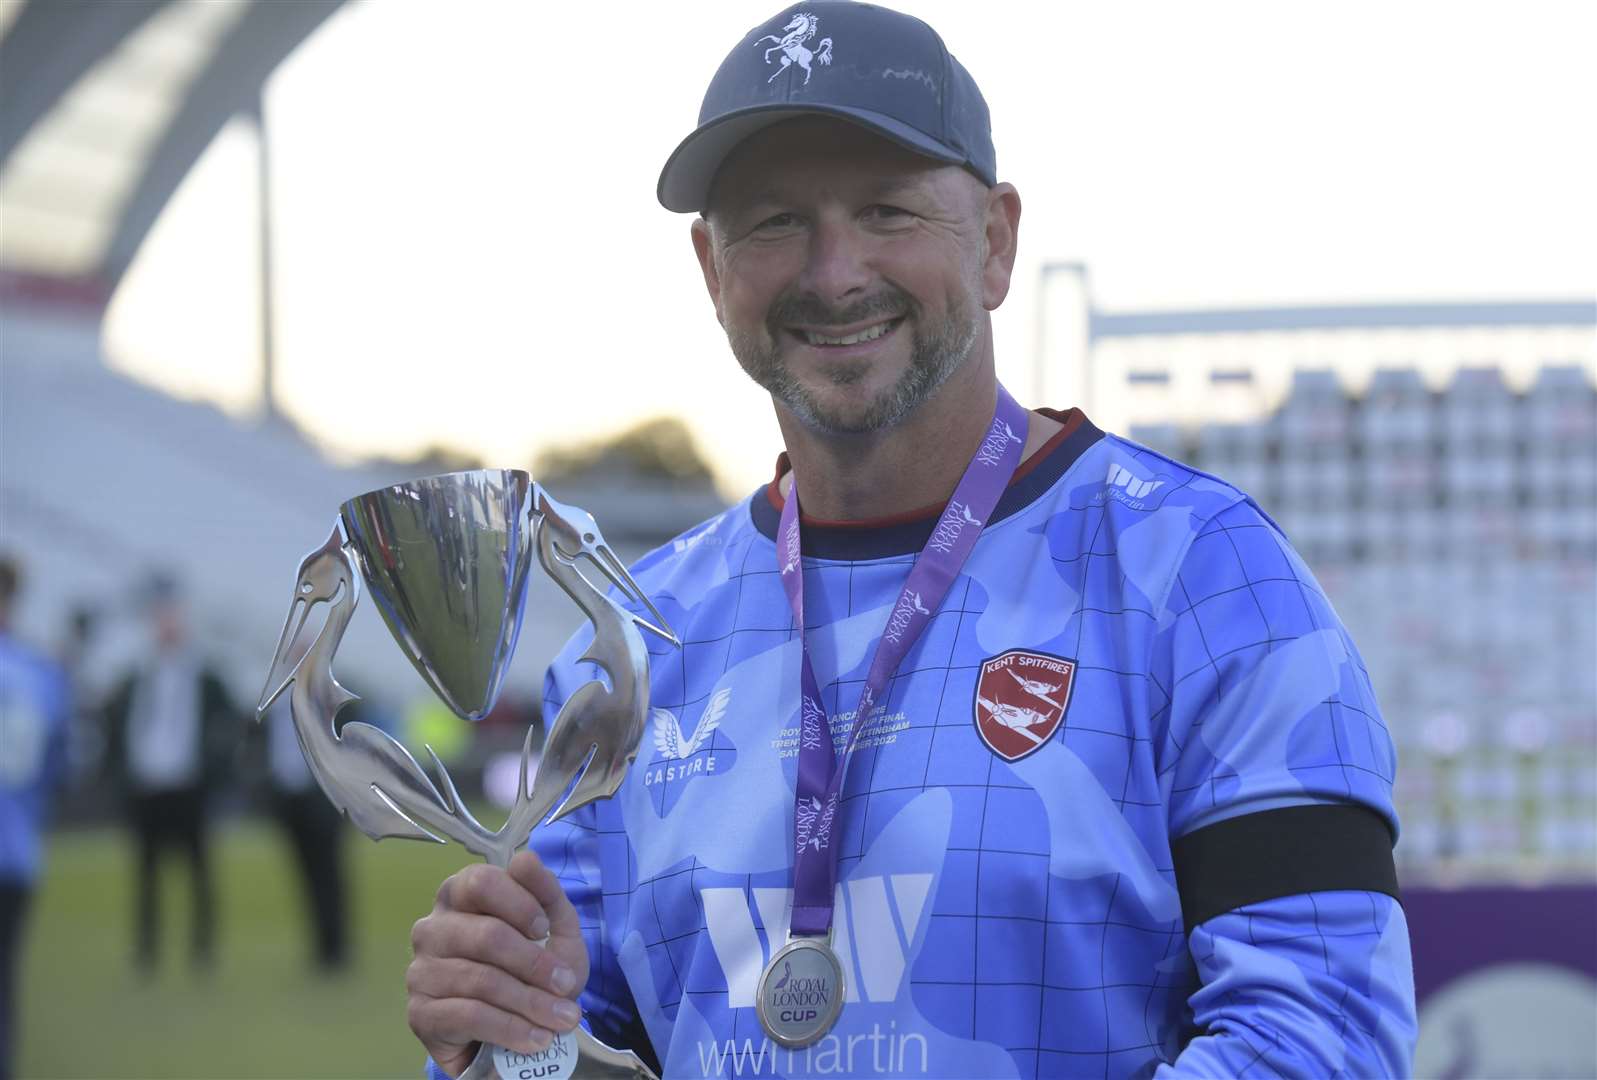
[755,213,800,231]
[865,205,913,224]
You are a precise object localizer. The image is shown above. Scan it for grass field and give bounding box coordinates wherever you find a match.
[19,819,466,1079]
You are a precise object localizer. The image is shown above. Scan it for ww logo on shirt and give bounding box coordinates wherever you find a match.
[700,874,932,1008]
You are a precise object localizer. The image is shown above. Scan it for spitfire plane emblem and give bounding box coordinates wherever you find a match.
[973,649,1075,762]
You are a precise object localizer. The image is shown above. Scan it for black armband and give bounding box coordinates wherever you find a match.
[1171,803,1400,933]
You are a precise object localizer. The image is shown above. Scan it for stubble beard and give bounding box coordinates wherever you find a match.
[727,286,980,436]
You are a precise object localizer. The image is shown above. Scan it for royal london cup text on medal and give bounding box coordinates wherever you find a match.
[757,936,847,1049]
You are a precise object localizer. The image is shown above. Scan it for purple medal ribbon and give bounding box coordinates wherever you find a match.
[777,385,1030,937]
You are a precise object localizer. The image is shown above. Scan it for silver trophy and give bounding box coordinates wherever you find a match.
[257,470,675,1080]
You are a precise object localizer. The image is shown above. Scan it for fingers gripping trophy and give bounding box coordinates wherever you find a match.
[257,471,676,1080]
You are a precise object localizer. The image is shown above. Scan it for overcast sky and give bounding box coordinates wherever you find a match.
[104,0,1597,496]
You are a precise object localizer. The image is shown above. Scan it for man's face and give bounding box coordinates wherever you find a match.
[694,119,996,435]
[154,602,186,650]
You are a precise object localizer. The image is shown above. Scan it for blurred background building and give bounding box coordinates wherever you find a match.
[0,7,729,1073]
[2,1,1595,1077]
[0,0,725,778]
[1036,273,1597,1074]
[1038,268,1597,885]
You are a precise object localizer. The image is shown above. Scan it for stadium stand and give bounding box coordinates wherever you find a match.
[1133,358,1596,882]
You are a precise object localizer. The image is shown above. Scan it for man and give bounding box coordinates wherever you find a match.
[256,689,350,972]
[103,574,239,972]
[244,626,349,973]
[0,557,70,1080]
[407,4,1417,1077]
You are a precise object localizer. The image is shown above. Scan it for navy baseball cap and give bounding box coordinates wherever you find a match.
[657,2,996,213]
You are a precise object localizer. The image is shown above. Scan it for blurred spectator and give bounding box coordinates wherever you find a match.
[56,605,104,788]
[245,627,349,973]
[257,696,350,972]
[102,574,241,973]
[476,690,542,743]
[0,556,70,1080]
[404,696,469,764]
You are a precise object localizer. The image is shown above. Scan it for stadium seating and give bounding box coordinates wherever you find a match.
[1177,363,1597,882]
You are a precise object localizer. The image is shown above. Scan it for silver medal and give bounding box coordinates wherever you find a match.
[756,935,846,1048]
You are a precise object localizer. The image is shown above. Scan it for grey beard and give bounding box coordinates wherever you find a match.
[728,293,980,436]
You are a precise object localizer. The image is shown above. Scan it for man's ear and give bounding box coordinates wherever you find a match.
[980,182,1022,311]
[691,216,725,326]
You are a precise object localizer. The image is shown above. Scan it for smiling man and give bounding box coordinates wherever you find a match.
[405,4,1418,1078]
[688,119,1043,525]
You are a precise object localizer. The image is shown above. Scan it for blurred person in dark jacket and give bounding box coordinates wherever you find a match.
[103,574,239,973]
[0,556,70,1080]
[57,605,104,788]
[262,697,350,972]
[247,624,349,973]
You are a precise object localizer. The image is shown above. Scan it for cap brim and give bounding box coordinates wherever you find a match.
[656,104,967,213]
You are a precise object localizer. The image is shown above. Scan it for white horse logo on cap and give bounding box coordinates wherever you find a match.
[756,12,833,85]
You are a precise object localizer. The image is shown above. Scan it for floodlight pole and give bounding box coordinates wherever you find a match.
[1035,261,1092,414]
[246,89,278,426]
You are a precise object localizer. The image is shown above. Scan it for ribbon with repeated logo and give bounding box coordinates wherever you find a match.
[778,385,1029,937]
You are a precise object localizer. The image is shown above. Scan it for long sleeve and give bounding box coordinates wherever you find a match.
[1150,498,1418,1075]
[1157,891,1416,1077]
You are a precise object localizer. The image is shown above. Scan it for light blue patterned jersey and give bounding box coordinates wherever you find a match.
[0,632,70,883]
[534,415,1417,1079]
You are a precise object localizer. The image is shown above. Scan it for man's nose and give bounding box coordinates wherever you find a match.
[799,220,874,303]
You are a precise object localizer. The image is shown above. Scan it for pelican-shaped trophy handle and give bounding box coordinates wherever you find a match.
[258,474,676,1080]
